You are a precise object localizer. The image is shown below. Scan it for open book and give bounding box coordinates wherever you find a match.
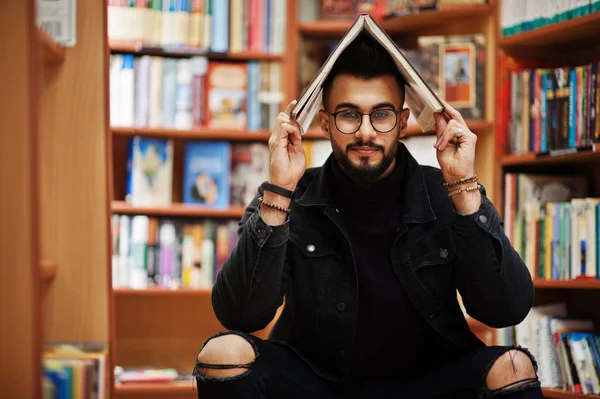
[291,14,444,134]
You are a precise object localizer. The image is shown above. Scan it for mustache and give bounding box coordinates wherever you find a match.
[346,141,384,152]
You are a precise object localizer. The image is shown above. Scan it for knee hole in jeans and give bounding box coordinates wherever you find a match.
[484,348,540,396]
[193,331,258,382]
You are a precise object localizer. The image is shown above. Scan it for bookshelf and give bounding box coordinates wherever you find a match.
[496,0,600,397]
[104,1,503,396]
[1,0,111,397]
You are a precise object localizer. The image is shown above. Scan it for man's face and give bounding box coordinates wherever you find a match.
[319,74,410,188]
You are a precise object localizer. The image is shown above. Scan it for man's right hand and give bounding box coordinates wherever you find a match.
[267,100,306,192]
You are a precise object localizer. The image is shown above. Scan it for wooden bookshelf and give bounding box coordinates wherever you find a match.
[40,261,58,283]
[114,287,211,296]
[533,279,600,290]
[111,201,246,219]
[37,27,66,63]
[542,389,600,399]
[111,126,328,140]
[499,12,600,56]
[109,42,283,61]
[500,144,600,166]
[115,380,195,395]
[299,4,493,38]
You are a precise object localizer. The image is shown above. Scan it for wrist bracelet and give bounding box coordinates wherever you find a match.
[447,184,481,198]
[261,181,294,199]
[443,175,477,188]
[259,197,291,214]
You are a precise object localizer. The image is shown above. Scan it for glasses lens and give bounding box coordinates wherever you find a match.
[371,109,397,133]
[335,110,361,134]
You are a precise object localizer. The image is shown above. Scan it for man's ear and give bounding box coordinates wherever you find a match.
[318,109,331,138]
[398,108,411,138]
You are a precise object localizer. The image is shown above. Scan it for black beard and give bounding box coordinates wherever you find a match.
[333,140,397,189]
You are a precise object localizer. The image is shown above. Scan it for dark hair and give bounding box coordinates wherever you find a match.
[322,33,406,108]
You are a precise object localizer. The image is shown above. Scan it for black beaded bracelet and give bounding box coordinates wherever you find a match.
[261,181,294,199]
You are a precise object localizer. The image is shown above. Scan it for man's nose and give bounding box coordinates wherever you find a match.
[355,114,377,141]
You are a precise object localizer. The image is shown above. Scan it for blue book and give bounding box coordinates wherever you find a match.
[569,68,577,148]
[247,62,260,130]
[182,142,231,208]
[210,0,229,52]
[597,202,600,278]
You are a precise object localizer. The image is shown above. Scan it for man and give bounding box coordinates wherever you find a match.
[193,35,541,398]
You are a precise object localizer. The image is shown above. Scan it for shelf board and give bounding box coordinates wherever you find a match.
[114,287,211,296]
[37,28,66,63]
[534,279,600,290]
[111,126,328,141]
[499,12,600,56]
[298,4,493,37]
[111,201,246,218]
[542,388,600,398]
[109,41,282,61]
[115,380,195,394]
[500,144,600,166]
[40,261,58,282]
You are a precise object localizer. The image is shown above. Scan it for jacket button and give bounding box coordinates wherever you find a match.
[306,244,315,252]
[257,228,267,240]
[479,215,488,224]
[336,302,346,312]
[439,248,448,259]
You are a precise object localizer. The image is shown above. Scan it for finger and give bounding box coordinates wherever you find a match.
[288,122,303,145]
[439,98,466,126]
[284,100,298,116]
[433,112,447,139]
[435,120,460,151]
[280,122,301,143]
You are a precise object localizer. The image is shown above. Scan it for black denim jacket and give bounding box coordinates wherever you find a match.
[212,144,534,382]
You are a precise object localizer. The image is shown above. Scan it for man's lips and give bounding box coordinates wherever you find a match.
[350,146,381,155]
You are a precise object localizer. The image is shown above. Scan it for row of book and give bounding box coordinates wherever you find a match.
[501,0,600,37]
[110,54,283,131]
[507,61,600,155]
[318,0,486,20]
[112,214,238,289]
[125,137,331,208]
[514,302,600,393]
[504,173,600,281]
[42,344,107,399]
[107,0,286,54]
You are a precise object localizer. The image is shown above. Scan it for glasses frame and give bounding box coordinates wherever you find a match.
[325,108,401,135]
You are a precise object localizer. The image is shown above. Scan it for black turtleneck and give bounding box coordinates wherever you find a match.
[330,155,443,381]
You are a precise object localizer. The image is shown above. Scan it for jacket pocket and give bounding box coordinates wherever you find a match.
[407,228,457,301]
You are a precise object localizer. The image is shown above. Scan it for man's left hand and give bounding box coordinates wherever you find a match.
[433,99,481,216]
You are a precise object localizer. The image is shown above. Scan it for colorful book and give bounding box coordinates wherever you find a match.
[182,141,231,207]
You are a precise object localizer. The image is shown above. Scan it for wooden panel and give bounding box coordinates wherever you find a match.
[114,294,273,372]
[112,201,246,218]
[534,279,600,290]
[38,27,66,63]
[501,144,600,166]
[542,388,600,399]
[0,1,40,397]
[499,12,600,58]
[115,381,196,399]
[39,0,110,343]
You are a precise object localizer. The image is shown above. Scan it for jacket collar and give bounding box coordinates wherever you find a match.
[296,142,436,225]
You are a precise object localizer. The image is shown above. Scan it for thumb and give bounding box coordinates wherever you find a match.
[433,112,447,137]
[285,100,298,116]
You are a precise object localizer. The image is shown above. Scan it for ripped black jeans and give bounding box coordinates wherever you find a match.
[193,331,542,399]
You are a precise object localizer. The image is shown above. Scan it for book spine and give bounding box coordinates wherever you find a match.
[210,0,229,52]
[569,67,577,148]
[159,221,176,286]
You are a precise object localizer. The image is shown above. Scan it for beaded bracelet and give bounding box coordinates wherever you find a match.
[442,174,478,188]
[447,184,481,198]
[259,197,291,214]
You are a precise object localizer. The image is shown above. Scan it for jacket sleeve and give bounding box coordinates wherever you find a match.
[452,185,534,328]
[211,190,291,333]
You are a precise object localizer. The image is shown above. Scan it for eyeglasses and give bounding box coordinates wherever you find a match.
[325,108,401,135]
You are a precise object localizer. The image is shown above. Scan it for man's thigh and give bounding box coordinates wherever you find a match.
[403,345,538,399]
[194,331,345,399]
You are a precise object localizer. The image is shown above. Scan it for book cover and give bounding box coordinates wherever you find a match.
[182,141,231,207]
[126,137,174,207]
[230,143,270,206]
[205,62,248,129]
